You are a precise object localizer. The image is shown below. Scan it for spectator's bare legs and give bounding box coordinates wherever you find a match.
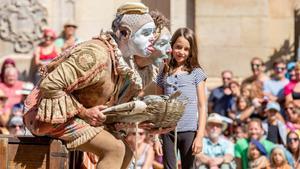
[77,129,132,169]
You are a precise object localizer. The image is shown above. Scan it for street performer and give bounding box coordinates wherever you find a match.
[23,2,172,169]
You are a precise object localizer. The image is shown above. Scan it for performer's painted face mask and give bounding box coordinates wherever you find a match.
[128,22,156,57]
[151,27,172,66]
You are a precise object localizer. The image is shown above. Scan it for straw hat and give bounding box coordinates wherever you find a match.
[207,113,227,131]
[64,20,77,28]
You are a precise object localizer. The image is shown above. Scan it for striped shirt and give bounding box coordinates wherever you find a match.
[155,68,207,132]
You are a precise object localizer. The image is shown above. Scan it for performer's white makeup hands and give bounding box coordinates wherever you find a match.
[79,105,107,126]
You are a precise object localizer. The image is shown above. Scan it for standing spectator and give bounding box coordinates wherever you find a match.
[264,58,289,102]
[195,113,234,169]
[235,118,275,169]
[55,20,81,51]
[0,58,16,82]
[0,67,24,111]
[242,57,269,85]
[33,28,60,84]
[270,147,292,169]
[247,140,270,169]
[262,102,287,145]
[208,70,233,116]
[153,28,207,169]
[286,131,300,169]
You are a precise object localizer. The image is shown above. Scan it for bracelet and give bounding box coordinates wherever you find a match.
[151,136,160,143]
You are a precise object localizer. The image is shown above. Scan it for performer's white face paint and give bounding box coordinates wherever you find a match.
[128,22,156,57]
[152,27,172,65]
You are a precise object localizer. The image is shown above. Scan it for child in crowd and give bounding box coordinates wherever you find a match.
[270,147,292,169]
[248,139,270,169]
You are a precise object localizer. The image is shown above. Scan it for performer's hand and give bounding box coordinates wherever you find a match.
[79,105,107,126]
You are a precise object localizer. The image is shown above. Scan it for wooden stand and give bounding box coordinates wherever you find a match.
[0,135,69,169]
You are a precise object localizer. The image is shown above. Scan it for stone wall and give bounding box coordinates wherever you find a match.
[0,0,299,87]
[196,0,297,87]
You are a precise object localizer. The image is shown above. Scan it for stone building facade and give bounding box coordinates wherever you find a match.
[0,0,299,87]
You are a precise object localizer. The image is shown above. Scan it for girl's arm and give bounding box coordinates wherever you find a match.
[142,145,155,169]
[34,47,41,66]
[192,80,207,154]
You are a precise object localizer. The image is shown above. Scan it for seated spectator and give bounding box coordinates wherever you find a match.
[247,139,270,169]
[228,81,241,113]
[7,115,25,135]
[285,101,300,135]
[264,58,289,102]
[262,102,287,145]
[270,146,292,169]
[55,20,81,51]
[242,57,269,85]
[126,128,154,169]
[0,58,16,82]
[231,123,247,143]
[33,28,60,84]
[195,113,234,169]
[0,67,24,110]
[208,70,233,116]
[235,118,275,169]
[286,61,296,81]
[286,61,300,108]
[12,82,34,116]
[286,131,300,169]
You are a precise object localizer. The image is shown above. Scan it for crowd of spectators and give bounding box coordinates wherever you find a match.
[0,21,80,136]
[1,20,300,169]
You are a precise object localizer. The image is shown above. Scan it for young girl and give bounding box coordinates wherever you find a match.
[248,140,270,169]
[153,28,207,169]
[270,147,292,169]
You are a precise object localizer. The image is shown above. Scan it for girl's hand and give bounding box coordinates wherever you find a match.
[192,135,203,155]
[153,140,163,156]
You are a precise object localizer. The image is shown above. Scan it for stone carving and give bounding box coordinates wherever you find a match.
[0,0,48,53]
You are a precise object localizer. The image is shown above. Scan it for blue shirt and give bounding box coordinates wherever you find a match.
[208,86,232,116]
[202,137,234,157]
[155,68,207,132]
[263,78,289,98]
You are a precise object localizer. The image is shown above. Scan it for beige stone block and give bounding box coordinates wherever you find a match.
[196,0,268,17]
[264,18,294,49]
[199,46,271,77]
[196,17,241,47]
[268,0,294,18]
[240,17,268,47]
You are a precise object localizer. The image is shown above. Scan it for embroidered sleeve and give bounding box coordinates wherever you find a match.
[37,42,109,124]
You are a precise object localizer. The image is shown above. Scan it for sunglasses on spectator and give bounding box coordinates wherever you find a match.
[274,67,286,72]
[130,132,145,136]
[285,107,294,111]
[9,124,24,128]
[288,137,299,143]
[251,64,261,69]
[222,77,232,80]
[44,36,54,40]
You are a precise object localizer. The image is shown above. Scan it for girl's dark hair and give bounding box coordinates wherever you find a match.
[166,27,200,74]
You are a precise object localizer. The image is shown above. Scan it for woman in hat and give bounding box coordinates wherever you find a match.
[55,20,81,51]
